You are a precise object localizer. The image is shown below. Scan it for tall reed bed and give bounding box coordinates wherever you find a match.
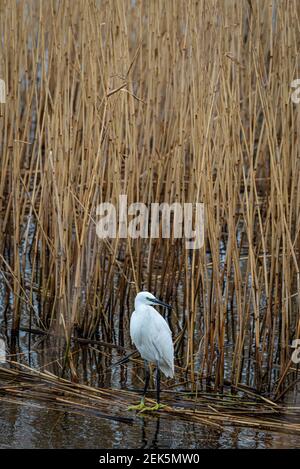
[0,0,299,396]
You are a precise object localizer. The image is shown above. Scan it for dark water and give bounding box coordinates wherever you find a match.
[0,332,300,449]
[1,398,300,449]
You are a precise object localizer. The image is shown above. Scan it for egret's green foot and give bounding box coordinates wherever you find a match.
[127,399,147,411]
[139,402,166,412]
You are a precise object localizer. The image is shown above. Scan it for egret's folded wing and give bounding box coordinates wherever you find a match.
[149,313,174,375]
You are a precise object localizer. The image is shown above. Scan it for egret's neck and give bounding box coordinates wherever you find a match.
[134,299,149,312]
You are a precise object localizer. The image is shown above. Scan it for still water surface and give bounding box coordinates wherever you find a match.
[1,398,300,449]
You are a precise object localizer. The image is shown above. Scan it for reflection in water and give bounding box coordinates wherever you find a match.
[140,417,160,449]
[1,395,300,449]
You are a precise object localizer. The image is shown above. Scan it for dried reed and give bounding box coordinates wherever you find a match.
[0,0,299,397]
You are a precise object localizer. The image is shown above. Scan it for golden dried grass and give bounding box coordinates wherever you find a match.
[0,0,299,396]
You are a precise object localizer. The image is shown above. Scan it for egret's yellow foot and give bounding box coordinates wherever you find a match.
[127,399,147,411]
[139,402,166,412]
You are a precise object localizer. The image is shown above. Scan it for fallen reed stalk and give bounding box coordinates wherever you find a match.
[1,362,300,436]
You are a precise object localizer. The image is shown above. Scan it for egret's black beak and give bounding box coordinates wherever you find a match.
[149,297,172,309]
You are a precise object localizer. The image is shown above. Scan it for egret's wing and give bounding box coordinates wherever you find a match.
[143,310,174,375]
[129,307,174,377]
[151,315,174,374]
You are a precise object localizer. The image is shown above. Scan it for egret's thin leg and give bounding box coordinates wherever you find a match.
[140,363,165,412]
[143,360,150,398]
[156,365,160,404]
[152,363,165,409]
[127,361,150,411]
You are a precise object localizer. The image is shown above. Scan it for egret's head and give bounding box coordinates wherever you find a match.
[135,291,172,310]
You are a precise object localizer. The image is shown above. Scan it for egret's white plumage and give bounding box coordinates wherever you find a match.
[127,291,174,411]
[130,291,174,377]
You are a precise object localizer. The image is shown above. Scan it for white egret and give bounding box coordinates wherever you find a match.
[128,291,174,412]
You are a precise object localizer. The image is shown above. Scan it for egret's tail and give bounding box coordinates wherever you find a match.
[159,361,174,378]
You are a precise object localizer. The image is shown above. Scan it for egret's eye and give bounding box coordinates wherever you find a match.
[146,297,153,302]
